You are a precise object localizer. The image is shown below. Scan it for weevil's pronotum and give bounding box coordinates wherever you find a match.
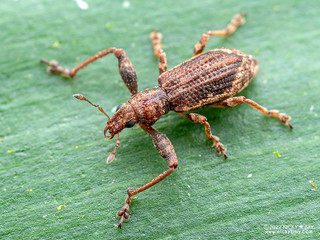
[41,13,292,228]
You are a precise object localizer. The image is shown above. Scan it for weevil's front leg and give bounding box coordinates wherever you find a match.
[41,48,138,95]
[193,12,246,56]
[116,125,178,228]
[150,29,167,74]
[177,112,227,158]
[210,96,293,128]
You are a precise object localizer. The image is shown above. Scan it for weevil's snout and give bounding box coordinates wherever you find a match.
[104,103,137,139]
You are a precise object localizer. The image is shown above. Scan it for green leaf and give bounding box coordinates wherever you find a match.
[1,0,319,239]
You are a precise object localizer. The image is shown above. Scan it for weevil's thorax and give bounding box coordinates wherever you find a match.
[128,87,170,126]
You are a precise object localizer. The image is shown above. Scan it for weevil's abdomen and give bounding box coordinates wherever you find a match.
[158,48,259,112]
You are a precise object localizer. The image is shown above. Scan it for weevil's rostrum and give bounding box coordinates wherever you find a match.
[41,12,292,228]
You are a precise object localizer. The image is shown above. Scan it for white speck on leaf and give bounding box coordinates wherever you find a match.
[122,0,130,8]
[75,0,89,10]
[247,173,252,178]
[310,105,314,112]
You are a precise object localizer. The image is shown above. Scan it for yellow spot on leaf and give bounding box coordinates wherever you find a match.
[309,180,317,188]
[273,5,280,11]
[7,150,16,153]
[105,22,113,30]
[273,150,281,158]
[75,146,79,149]
[57,205,64,211]
[26,189,33,192]
[52,40,60,48]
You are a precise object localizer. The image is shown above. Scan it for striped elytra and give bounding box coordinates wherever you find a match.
[158,48,259,112]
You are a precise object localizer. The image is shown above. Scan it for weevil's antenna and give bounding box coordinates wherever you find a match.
[73,94,110,120]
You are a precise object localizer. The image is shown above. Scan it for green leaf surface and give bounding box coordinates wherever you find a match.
[1,0,319,239]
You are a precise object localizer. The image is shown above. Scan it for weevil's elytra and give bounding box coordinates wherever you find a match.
[159,48,259,112]
[41,12,292,228]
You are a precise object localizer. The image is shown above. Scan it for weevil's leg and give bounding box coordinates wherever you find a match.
[193,12,246,56]
[150,28,163,58]
[177,112,227,158]
[116,125,178,228]
[41,48,138,96]
[158,50,167,75]
[210,96,293,129]
[150,29,167,74]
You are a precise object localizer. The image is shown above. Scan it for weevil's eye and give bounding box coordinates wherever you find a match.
[125,121,135,128]
[116,104,123,112]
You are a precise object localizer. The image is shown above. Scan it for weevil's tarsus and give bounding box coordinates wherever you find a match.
[117,196,131,228]
[41,58,71,77]
[150,28,163,57]
[193,12,246,56]
[177,112,228,158]
[73,94,110,120]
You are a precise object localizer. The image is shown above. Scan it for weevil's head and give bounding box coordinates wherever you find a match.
[104,102,137,139]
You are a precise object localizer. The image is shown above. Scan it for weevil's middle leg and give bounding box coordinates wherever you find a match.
[41,48,138,96]
[193,12,246,56]
[177,112,227,158]
[116,126,178,228]
[210,96,293,128]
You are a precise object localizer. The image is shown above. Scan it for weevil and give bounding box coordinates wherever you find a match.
[41,13,292,228]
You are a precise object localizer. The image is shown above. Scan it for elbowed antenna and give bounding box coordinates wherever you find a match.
[73,93,120,163]
[73,94,110,120]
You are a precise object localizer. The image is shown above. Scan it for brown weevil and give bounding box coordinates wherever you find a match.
[41,13,292,228]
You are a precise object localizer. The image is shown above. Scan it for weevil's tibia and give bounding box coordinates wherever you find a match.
[116,126,178,228]
[210,96,293,128]
[193,12,246,56]
[41,48,138,96]
[177,112,228,158]
[158,50,167,75]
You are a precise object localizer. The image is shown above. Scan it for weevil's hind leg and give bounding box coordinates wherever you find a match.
[116,126,178,228]
[41,48,138,96]
[177,112,228,158]
[150,29,167,75]
[210,96,293,128]
[193,12,246,56]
